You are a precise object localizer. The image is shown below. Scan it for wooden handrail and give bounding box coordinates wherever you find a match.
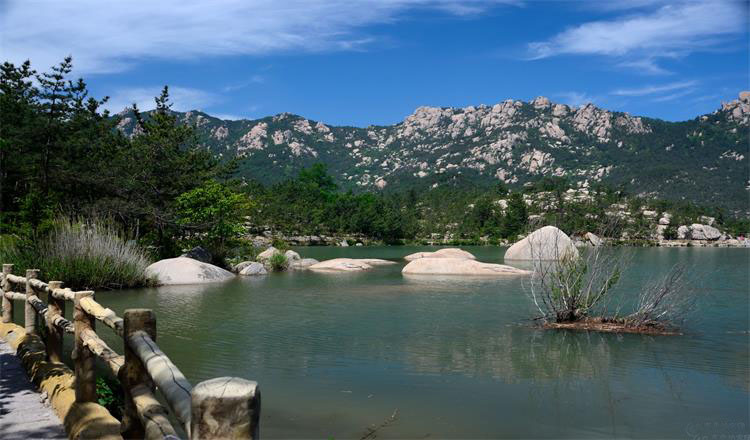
[0,264,261,440]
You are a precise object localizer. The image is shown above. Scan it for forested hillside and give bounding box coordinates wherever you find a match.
[118,93,750,214]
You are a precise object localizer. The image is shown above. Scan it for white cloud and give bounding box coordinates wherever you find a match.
[651,88,696,102]
[527,1,746,69]
[556,91,596,107]
[611,80,697,97]
[223,75,266,92]
[1,0,518,75]
[104,86,220,113]
[616,58,672,75]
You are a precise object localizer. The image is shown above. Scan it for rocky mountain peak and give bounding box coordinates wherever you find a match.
[720,91,750,125]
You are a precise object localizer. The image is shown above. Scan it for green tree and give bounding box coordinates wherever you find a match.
[175,180,251,262]
[116,86,235,256]
[501,192,528,239]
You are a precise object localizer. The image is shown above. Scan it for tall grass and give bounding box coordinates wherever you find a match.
[0,217,154,290]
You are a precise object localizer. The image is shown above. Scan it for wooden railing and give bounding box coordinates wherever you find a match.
[0,264,260,439]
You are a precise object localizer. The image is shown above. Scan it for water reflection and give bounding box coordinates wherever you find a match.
[94,247,749,438]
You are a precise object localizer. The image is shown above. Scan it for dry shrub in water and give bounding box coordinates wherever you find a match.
[524,222,695,332]
[626,264,694,329]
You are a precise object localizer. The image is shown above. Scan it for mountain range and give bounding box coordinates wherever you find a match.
[116,92,749,214]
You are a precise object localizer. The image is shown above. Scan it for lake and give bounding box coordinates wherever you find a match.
[95,246,749,438]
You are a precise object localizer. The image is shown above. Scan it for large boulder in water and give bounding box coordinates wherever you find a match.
[146,257,234,285]
[504,226,579,261]
[356,259,397,266]
[403,248,476,261]
[402,258,530,276]
[309,258,375,272]
[239,262,267,276]
[284,250,301,261]
[256,247,281,261]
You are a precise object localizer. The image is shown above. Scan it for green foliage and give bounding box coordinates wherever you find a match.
[501,192,528,239]
[1,59,234,262]
[175,180,251,262]
[271,238,290,251]
[662,225,678,240]
[96,376,124,420]
[268,253,288,271]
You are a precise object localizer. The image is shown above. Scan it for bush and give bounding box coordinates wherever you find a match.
[527,251,623,323]
[0,217,154,290]
[268,253,288,271]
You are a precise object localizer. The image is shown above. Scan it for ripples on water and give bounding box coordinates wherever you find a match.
[95,247,749,438]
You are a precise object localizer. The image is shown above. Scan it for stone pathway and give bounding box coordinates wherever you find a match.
[0,340,66,439]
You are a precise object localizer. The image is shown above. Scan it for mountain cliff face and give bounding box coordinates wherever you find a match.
[116,92,749,213]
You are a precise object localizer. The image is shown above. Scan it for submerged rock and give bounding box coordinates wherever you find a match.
[289,258,319,270]
[402,257,530,276]
[146,257,234,285]
[403,248,476,261]
[504,226,579,261]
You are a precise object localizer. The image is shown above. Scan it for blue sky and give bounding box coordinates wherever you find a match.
[2,0,747,126]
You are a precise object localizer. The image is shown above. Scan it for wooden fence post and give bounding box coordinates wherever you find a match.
[121,309,156,439]
[24,269,39,335]
[46,281,64,363]
[73,290,96,402]
[190,377,260,440]
[1,264,13,323]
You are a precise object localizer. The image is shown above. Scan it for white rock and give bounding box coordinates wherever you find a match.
[504,226,579,261]
[690,224,721,240]
[340,240,349,247]
[699,216,716,226]
[677,225,690,239]
[146,257,234,285]
[585,232,603,247]
[402,258,530,276]
[257,247,281,261]
[403,248,476,261]
[284,250,301,261]
[239,262,268,276]
[233,261,254,273]
[658,214,671,225]
[309,258,374,272]
[356,259,397,266]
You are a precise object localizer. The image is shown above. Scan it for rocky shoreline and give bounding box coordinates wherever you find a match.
[245,232,750,248]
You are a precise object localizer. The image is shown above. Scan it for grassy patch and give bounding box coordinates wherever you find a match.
[0,217,155,290]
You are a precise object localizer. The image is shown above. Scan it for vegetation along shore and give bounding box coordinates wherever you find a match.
[1,59,748,292]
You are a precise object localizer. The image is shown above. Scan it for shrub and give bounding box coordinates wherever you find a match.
[527,251,623,323]
[0,217,154,290]
[268,253,288,271]
[97,376,124,420]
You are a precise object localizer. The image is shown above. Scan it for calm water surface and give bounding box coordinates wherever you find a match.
[94,247,749,438]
